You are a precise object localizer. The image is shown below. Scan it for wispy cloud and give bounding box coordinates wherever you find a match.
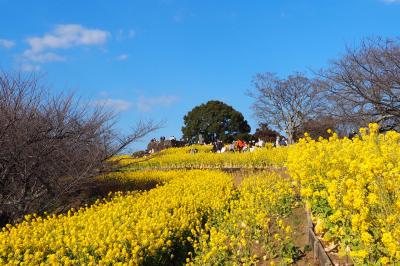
[0,39,15,48]
[115,54,129,61]
[20,64,41,72]
[116,29,136,41]
[136,95,178,112]
[22,24,110,63]
[172,9,195,23]
[23,51,65,63]
[173,14,184,23]
[94,98,132,112]
[382,0,400,3]
[26,24,109,53]
[128,29,136,38]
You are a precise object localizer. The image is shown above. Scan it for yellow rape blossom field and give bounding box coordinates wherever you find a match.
[1,171,234,265]
[1,123,400,265]
[0,171,300,265]
[97,169,190,187]
[287,124,400,265]
[114,145,288,170]
[189,173,299,265]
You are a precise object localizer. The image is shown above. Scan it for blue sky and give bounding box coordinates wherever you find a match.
[1,0,400,150]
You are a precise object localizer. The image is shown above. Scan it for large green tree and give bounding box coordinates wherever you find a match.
[182,100,251,143]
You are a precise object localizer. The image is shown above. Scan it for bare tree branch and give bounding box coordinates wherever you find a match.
[248,72,323,144]
[320,37,400,131]
[0,71,160,225]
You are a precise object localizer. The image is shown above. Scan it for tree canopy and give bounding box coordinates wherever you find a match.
[182,100,251,143]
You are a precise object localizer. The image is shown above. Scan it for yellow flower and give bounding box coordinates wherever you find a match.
[380,256,390,265]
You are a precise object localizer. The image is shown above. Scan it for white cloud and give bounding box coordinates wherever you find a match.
[26,24,109,53]
[115,54,129,61]
[0,39,15,48]
[21,64,41,72]
[22,24,109,64]
[94,98,132,112]
[136,95,178,112]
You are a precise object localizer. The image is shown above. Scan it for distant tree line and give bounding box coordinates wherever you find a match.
[249,37,400,142]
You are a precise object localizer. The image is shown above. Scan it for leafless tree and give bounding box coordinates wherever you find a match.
[321,37,400,131]
[248,72,323,144]
[0,71,160,225]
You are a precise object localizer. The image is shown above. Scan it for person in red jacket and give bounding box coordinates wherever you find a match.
[236,139,244,152]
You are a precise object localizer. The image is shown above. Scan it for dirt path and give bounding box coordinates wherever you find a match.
[229,169,315,265]
[287,206,315,265]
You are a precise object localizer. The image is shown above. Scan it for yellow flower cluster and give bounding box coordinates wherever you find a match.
[98,169,190,187]
[287,124,400,264]
[110,145,213,167]
[119,146,287,170]
[189,172,296,265]
[0,170,234,265]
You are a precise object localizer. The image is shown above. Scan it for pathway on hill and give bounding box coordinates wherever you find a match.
[230,169,315,265]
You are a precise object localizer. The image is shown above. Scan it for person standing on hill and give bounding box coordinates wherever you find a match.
[275,136,280,147]
[229,142,235,152]
[236,139,244,152]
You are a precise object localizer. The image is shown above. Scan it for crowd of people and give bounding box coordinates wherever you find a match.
[211,138,269,153]
[147,135,288,155]
[147,136,184,154]
[151,136,177,143]
[274,136,288,147]
[209,136,289,153]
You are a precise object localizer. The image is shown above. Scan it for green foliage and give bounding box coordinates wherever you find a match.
[182,100,251,143]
